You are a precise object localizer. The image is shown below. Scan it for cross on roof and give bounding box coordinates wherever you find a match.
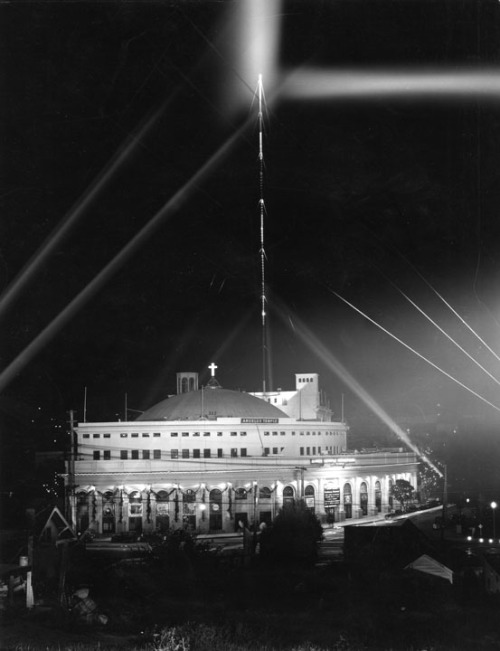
[208,362,218,377]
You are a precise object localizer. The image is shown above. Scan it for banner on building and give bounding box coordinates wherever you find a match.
[324,488,340,508]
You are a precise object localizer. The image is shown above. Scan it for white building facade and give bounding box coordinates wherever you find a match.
[67,371,418,536]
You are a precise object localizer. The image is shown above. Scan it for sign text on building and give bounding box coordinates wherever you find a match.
[240,418,279,423]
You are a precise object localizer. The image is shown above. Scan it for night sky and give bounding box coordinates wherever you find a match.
[2,0,500,437]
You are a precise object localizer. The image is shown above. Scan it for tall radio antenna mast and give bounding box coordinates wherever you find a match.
[257,74,268,394]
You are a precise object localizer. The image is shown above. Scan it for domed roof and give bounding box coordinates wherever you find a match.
[137,387,287,421]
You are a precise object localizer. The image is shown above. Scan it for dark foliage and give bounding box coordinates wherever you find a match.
[259,501,323,567]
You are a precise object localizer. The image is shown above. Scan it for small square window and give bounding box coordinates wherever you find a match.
[193,449,200,459]
[280,431,285,436]
[203,432,210,437]
[182,432,189,437]
[241,448,247,457]
[153,449,161,459]
[272,447,278,455]
[83,434,89,439]
[93,451,100,460]
[204,449,211,458]
[104,433,110,438]
[272,431,278,436]
[240,431,247,437]
[264,447,270,455]
[171,450,179,459]
[153,433,161,437]
[230,432,237,437]
[103,450,111,460]
[143,450,150,459]
[131,433,139,438]
[217,448,223,457]
[291,431,296,436]
[264,431,270,436]
[171,432,178,437]
[182,449,190,458]
[121,450,128,460]
[300,447,304,455]
[231,448,237,457]
[217,432,223,437]
[93,434,100,438]
[193,432,200,437]
[120,433,128,438]
[132,450,139,460]
[142,433,149,438]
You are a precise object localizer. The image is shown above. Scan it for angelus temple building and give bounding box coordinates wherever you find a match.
[68,366,418,536]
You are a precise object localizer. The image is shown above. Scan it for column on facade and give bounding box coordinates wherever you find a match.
[353,476,363,519]
[369,475,379,516]
[380,476,388,513]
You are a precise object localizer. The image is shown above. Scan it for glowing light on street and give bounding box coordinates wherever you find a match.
[333,291,500,415]
[273,297,442,477]
[0,101,169,320]
[283,67,500,102]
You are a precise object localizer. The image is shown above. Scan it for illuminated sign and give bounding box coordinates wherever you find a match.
[324,489,340,508]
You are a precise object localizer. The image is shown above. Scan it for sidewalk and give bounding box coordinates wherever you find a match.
[321,506,446,536]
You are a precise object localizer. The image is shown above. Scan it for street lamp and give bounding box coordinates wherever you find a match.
[491,501,497,540]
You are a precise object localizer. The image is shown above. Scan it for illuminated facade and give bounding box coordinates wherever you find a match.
[68,369,418,536]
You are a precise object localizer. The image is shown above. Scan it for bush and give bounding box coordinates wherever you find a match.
[259,501,323,566]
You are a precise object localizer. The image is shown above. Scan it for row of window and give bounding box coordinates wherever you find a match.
[92,448,248,460]
[299,446,341,456]
[263,431,341,436]
[83,429,344,439]
[91,445,343,460]
[84,431,247,439]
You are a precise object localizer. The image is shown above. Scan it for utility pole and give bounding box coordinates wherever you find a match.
[67,409,77,529]
[441,463,448,540]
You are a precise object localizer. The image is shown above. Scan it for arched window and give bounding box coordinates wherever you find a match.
[375,480,382,513]
[183,489,196,529]
[102,491,115,534]
[156,490,170,502]
[76,491,89,534]
[209,489,223,531]
[343,483,352,519]
[183,489,196,503]
[360,482,368,516]
[283,485,295,509]
[259,486,271,499]
[235,488,248,500]
[156,490,170,532]
[181,377,188,393]
[128,491,143,533]
[304,485,315,512]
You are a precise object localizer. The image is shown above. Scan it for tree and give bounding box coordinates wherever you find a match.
[259,500,323,566]
[390,479,415,513]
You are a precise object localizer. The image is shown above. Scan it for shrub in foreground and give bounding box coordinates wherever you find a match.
[259,501,323,566]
